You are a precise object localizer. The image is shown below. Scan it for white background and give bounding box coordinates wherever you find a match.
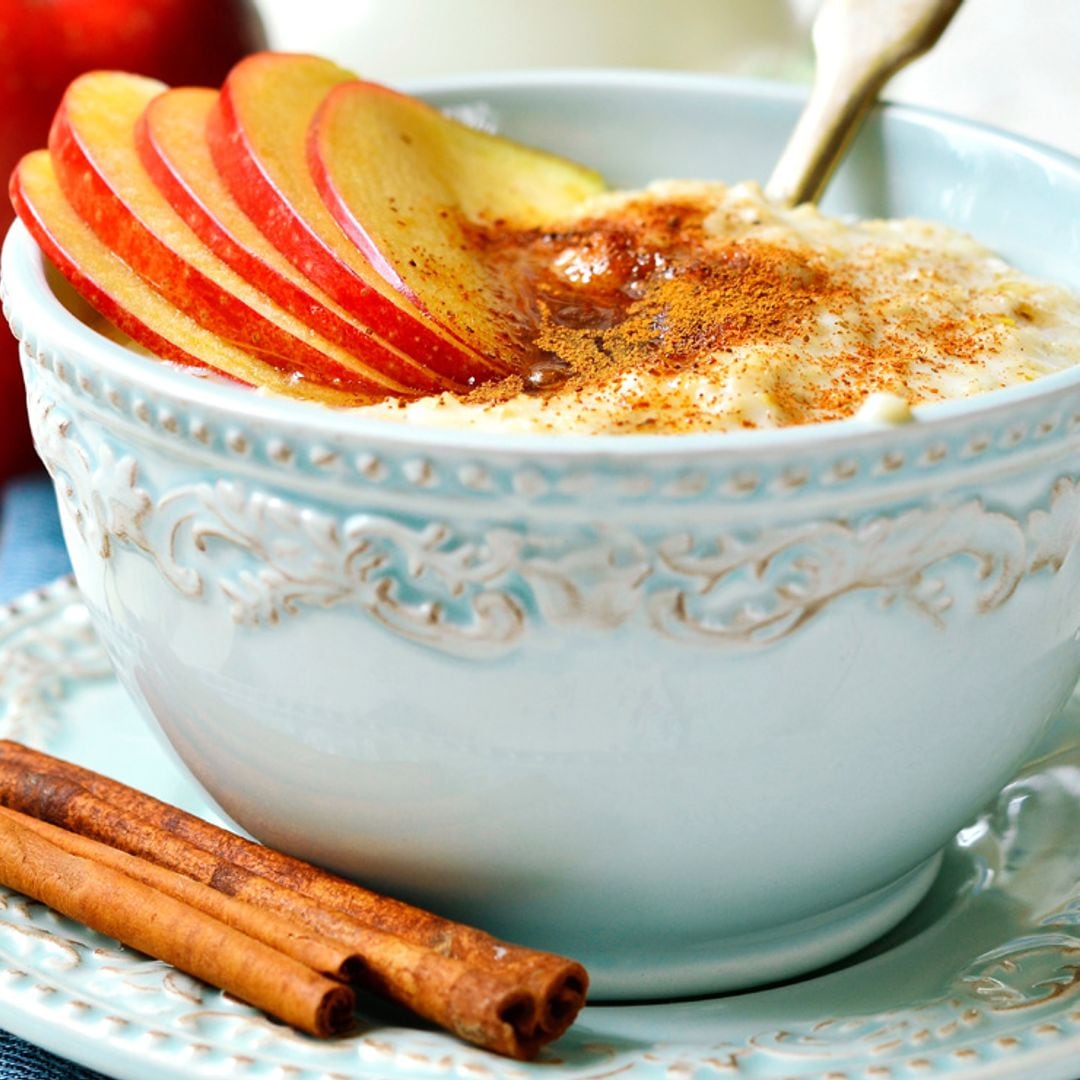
[253,0,1079,158]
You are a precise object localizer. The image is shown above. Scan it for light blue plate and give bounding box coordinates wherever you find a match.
[0,576,1077,1080]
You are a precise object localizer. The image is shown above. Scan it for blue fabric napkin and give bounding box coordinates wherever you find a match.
[0,470,102,1078]
[0,1032,104,1080]
[0,470,71,603]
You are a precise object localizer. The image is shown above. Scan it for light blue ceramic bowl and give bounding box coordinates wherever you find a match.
[3,71,1079,1000]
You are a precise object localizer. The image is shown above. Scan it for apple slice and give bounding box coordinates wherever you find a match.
[10,150,357,404]
[136,86,450,395]
[209,52,504,383]
[309,79,607,366]
[49,70,410,400]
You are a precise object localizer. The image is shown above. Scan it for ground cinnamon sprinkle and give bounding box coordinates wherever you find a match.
[533,236,853,391]
[459,192,1003,423]
[364,181,1076,434]
[464,199,850,386]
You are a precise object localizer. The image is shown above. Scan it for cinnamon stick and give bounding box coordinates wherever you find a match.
[0,806,360,980]
[0,808,355,1037]
[0,759,561,1054]
[0,742,587,1058]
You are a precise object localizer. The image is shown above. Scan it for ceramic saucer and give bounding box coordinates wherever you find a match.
[0,577,1077,1080]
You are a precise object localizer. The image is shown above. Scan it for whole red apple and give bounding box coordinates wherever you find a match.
[0,0,267,480]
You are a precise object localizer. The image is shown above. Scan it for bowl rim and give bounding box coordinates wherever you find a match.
[4,67,1079,463]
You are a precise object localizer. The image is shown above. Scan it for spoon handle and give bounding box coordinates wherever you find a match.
[766,0,964,207]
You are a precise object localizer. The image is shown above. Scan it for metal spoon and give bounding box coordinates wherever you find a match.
[766,0,964,207]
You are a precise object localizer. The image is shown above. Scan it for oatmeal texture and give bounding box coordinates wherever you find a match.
[357,180,1080,434]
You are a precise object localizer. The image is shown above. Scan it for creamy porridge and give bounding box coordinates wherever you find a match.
[354,180,1080,434]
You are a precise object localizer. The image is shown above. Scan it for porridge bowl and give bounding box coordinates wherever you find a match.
[3,71,1079,1001]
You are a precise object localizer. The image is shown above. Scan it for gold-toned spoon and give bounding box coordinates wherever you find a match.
[766,0,964,207]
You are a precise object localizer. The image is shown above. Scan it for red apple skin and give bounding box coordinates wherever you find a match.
[11,149,361,406]
[208,53,508,386]
[10,152,236,383]
[0,0,266,479]
[49,73,407,400]
[309,79,607,370]
[136,88,451,395]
